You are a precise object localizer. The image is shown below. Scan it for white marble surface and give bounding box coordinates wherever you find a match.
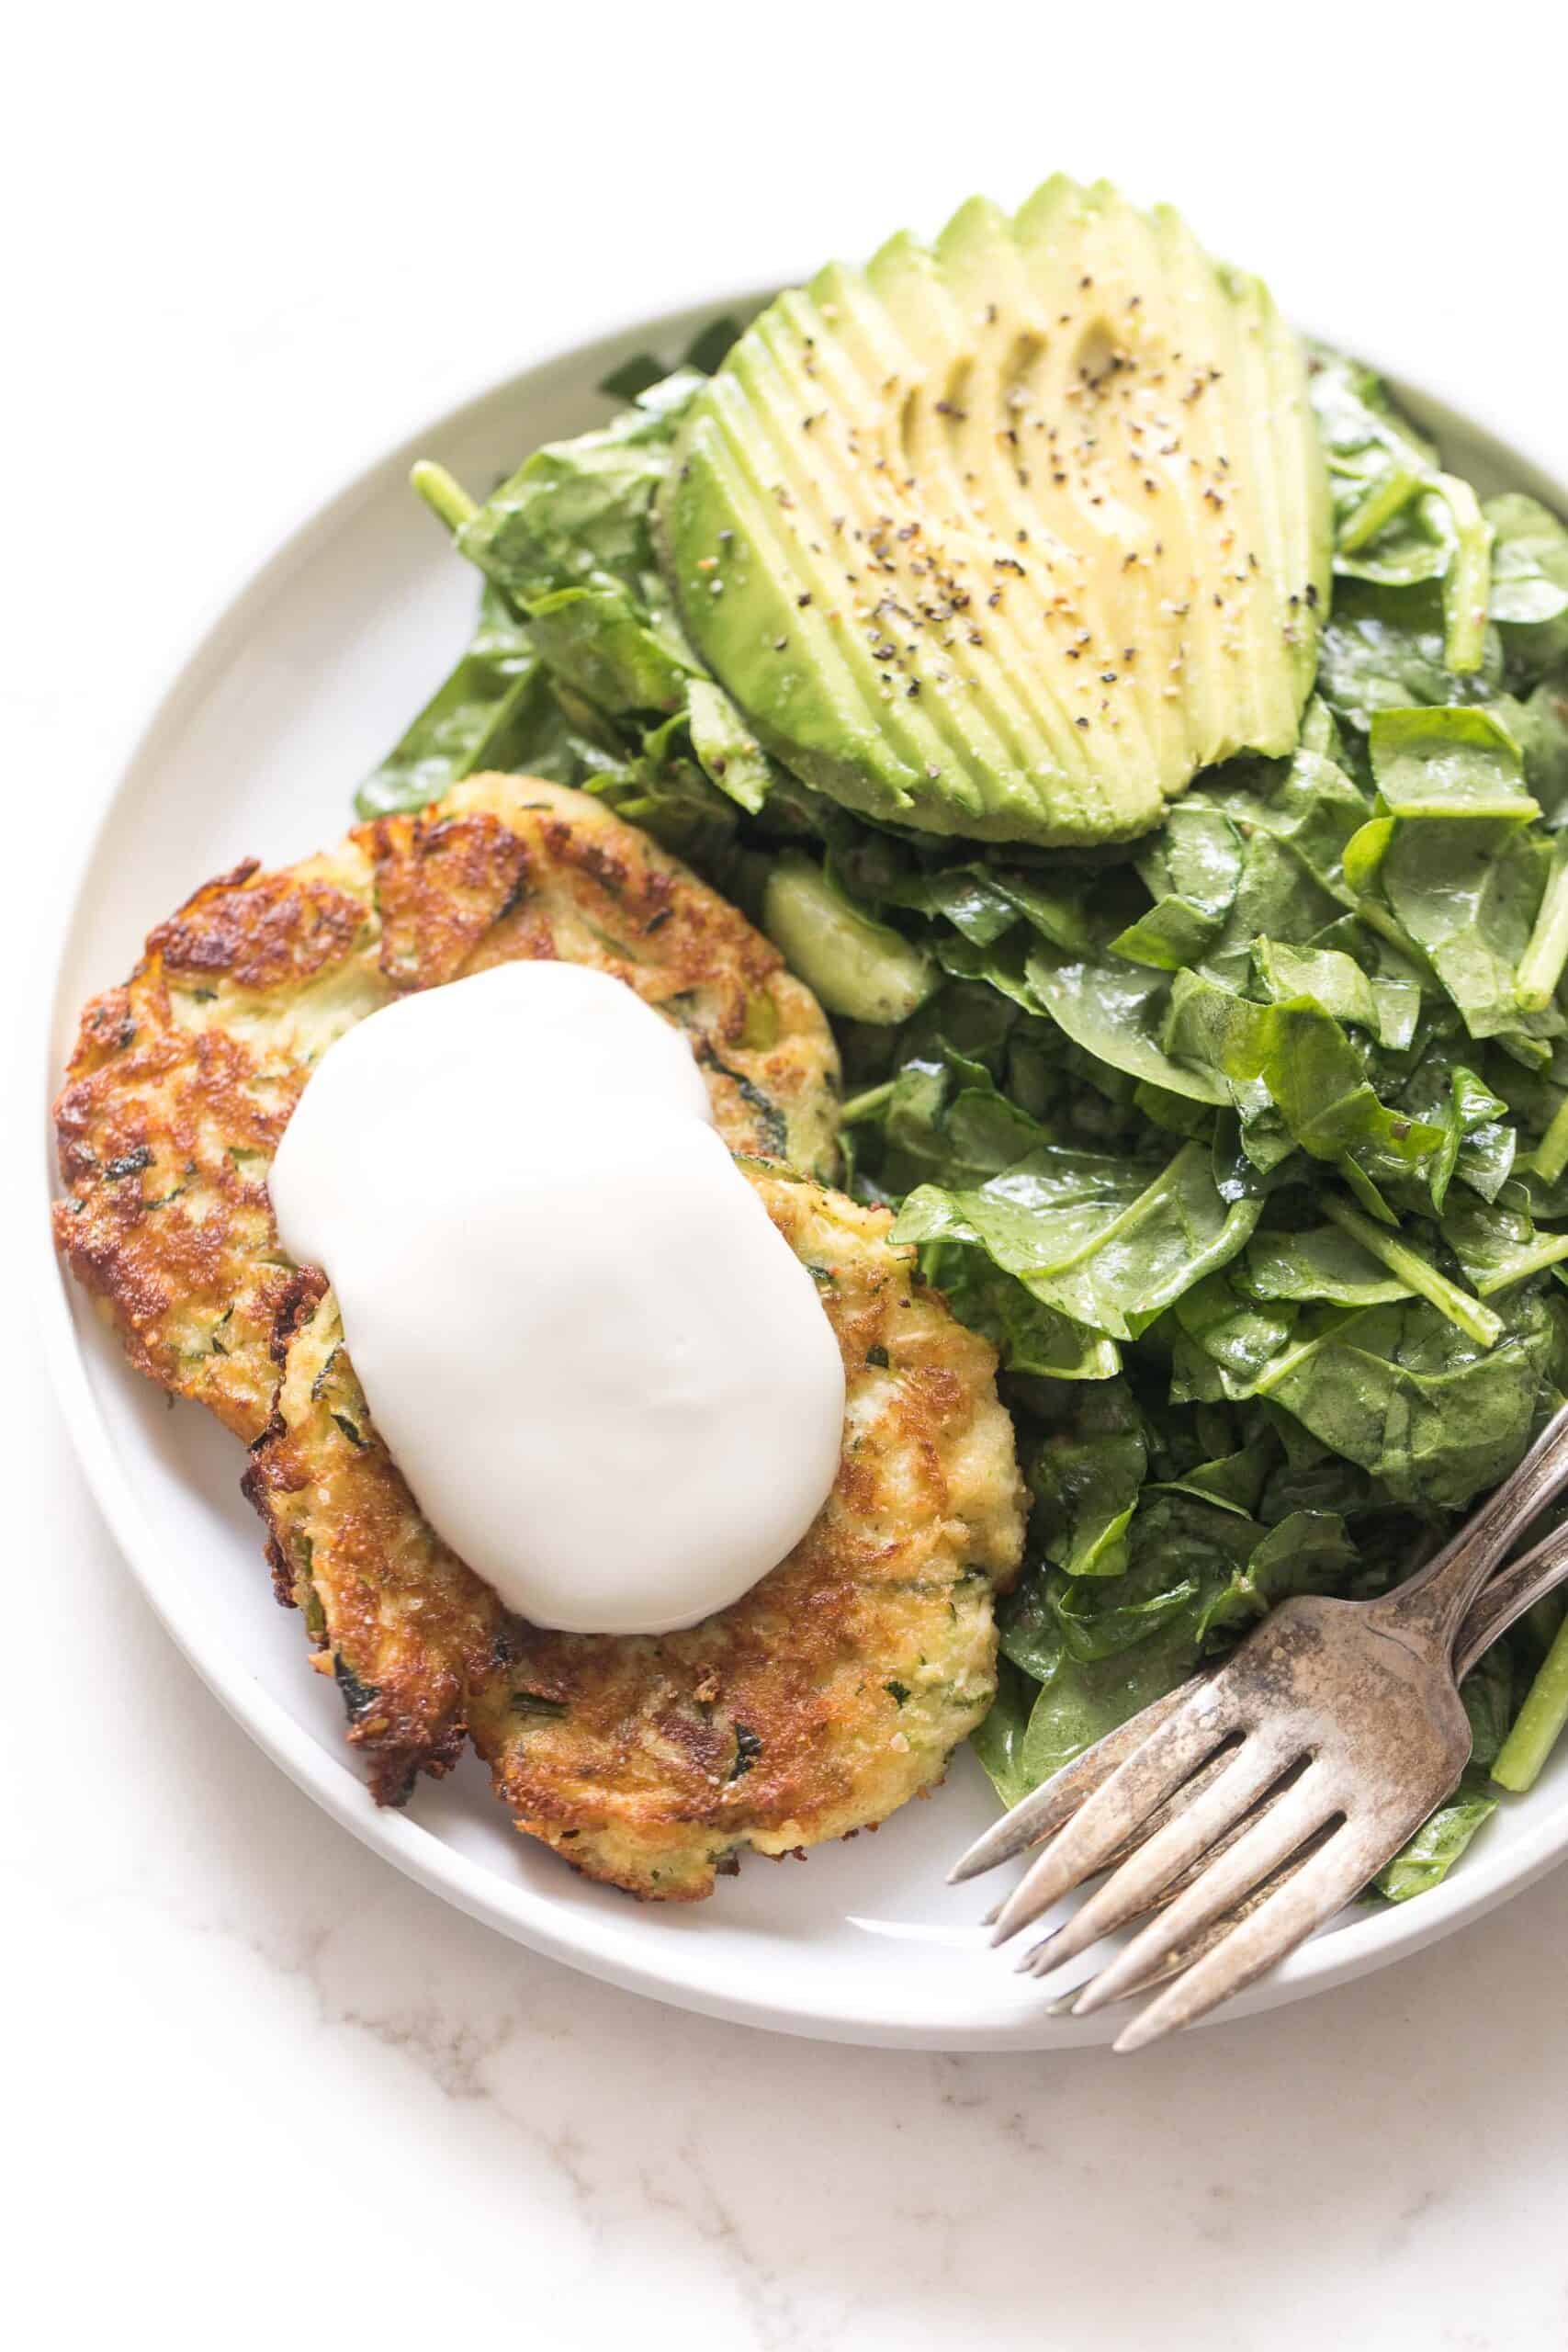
[12,10,1568,2344]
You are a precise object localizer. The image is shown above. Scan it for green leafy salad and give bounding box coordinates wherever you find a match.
[360,177,1568,1900]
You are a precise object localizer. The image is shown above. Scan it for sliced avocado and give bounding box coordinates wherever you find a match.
[659,177,1329,849]
[761,854,937,1024]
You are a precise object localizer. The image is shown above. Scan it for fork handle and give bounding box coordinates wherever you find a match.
[1379,1402,1568,1654]
[1454,1515,1568,1679]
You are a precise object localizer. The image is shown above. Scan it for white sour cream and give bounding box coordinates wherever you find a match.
[268,963,845,1635]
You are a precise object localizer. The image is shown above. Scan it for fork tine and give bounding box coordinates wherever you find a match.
[987,1679,1240,1945]
[989,1745,1237,1934]
[1110,1826,1385,2052]
[1026,1770,1306,1977]
[1090,1747,1284,1896]
[1072,1747,1239,1894]
[1017,1736,1304,1978]
[1041,1837,1327,2011]
[949,1679,1201,1883]
[1068,1764,1338,2015]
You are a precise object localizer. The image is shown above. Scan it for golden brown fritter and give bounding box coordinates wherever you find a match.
[53,773,1026,1897]
[53,775,841,1444]
[244,1169,1026,1895]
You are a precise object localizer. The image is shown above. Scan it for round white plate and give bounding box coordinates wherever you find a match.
[34,298,1568,2048]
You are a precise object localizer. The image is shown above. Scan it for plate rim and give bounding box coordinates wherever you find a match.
[33,291,1568,2049]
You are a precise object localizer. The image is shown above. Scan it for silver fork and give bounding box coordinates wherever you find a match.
[953,1403,1568,2051]
[984,1509,1568,2030]
[1024,1516,1568,2029]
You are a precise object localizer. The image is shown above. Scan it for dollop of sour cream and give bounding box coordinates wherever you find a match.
[268,963,846,1635]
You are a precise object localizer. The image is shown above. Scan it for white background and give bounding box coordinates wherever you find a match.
[11,6,1568,2346]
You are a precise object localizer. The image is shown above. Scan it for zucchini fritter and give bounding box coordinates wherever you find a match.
[54,773,1026,1897]
[244,1170,1025,1895]
[54,775,840,1443]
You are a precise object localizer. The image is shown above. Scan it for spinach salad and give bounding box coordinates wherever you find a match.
[362,311,1568,1905]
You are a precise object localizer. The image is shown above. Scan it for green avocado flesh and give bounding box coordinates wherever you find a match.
[658,177,1331,848]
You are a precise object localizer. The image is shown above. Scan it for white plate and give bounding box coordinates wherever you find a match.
[34,297,1568,2048]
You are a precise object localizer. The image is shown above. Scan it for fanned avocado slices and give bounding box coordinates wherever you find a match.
[659,176,1330,848]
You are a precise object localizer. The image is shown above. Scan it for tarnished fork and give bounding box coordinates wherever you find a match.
[1031,1515,1568,2030]
[952,1404,1568,2052]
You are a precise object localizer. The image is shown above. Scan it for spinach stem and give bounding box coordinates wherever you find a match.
[1530,1093,1568,1186]
[1492,1610,1568,1792]
[411,460,479,534]
[838,1079,897,1127]
[1474,1231,1568,1295]
[1516,837,1568,1012]
[1356,899,1434,977]
[1338,465,1424,555]
[1435,472,1493,675]
[1321,1194,1502,1348]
